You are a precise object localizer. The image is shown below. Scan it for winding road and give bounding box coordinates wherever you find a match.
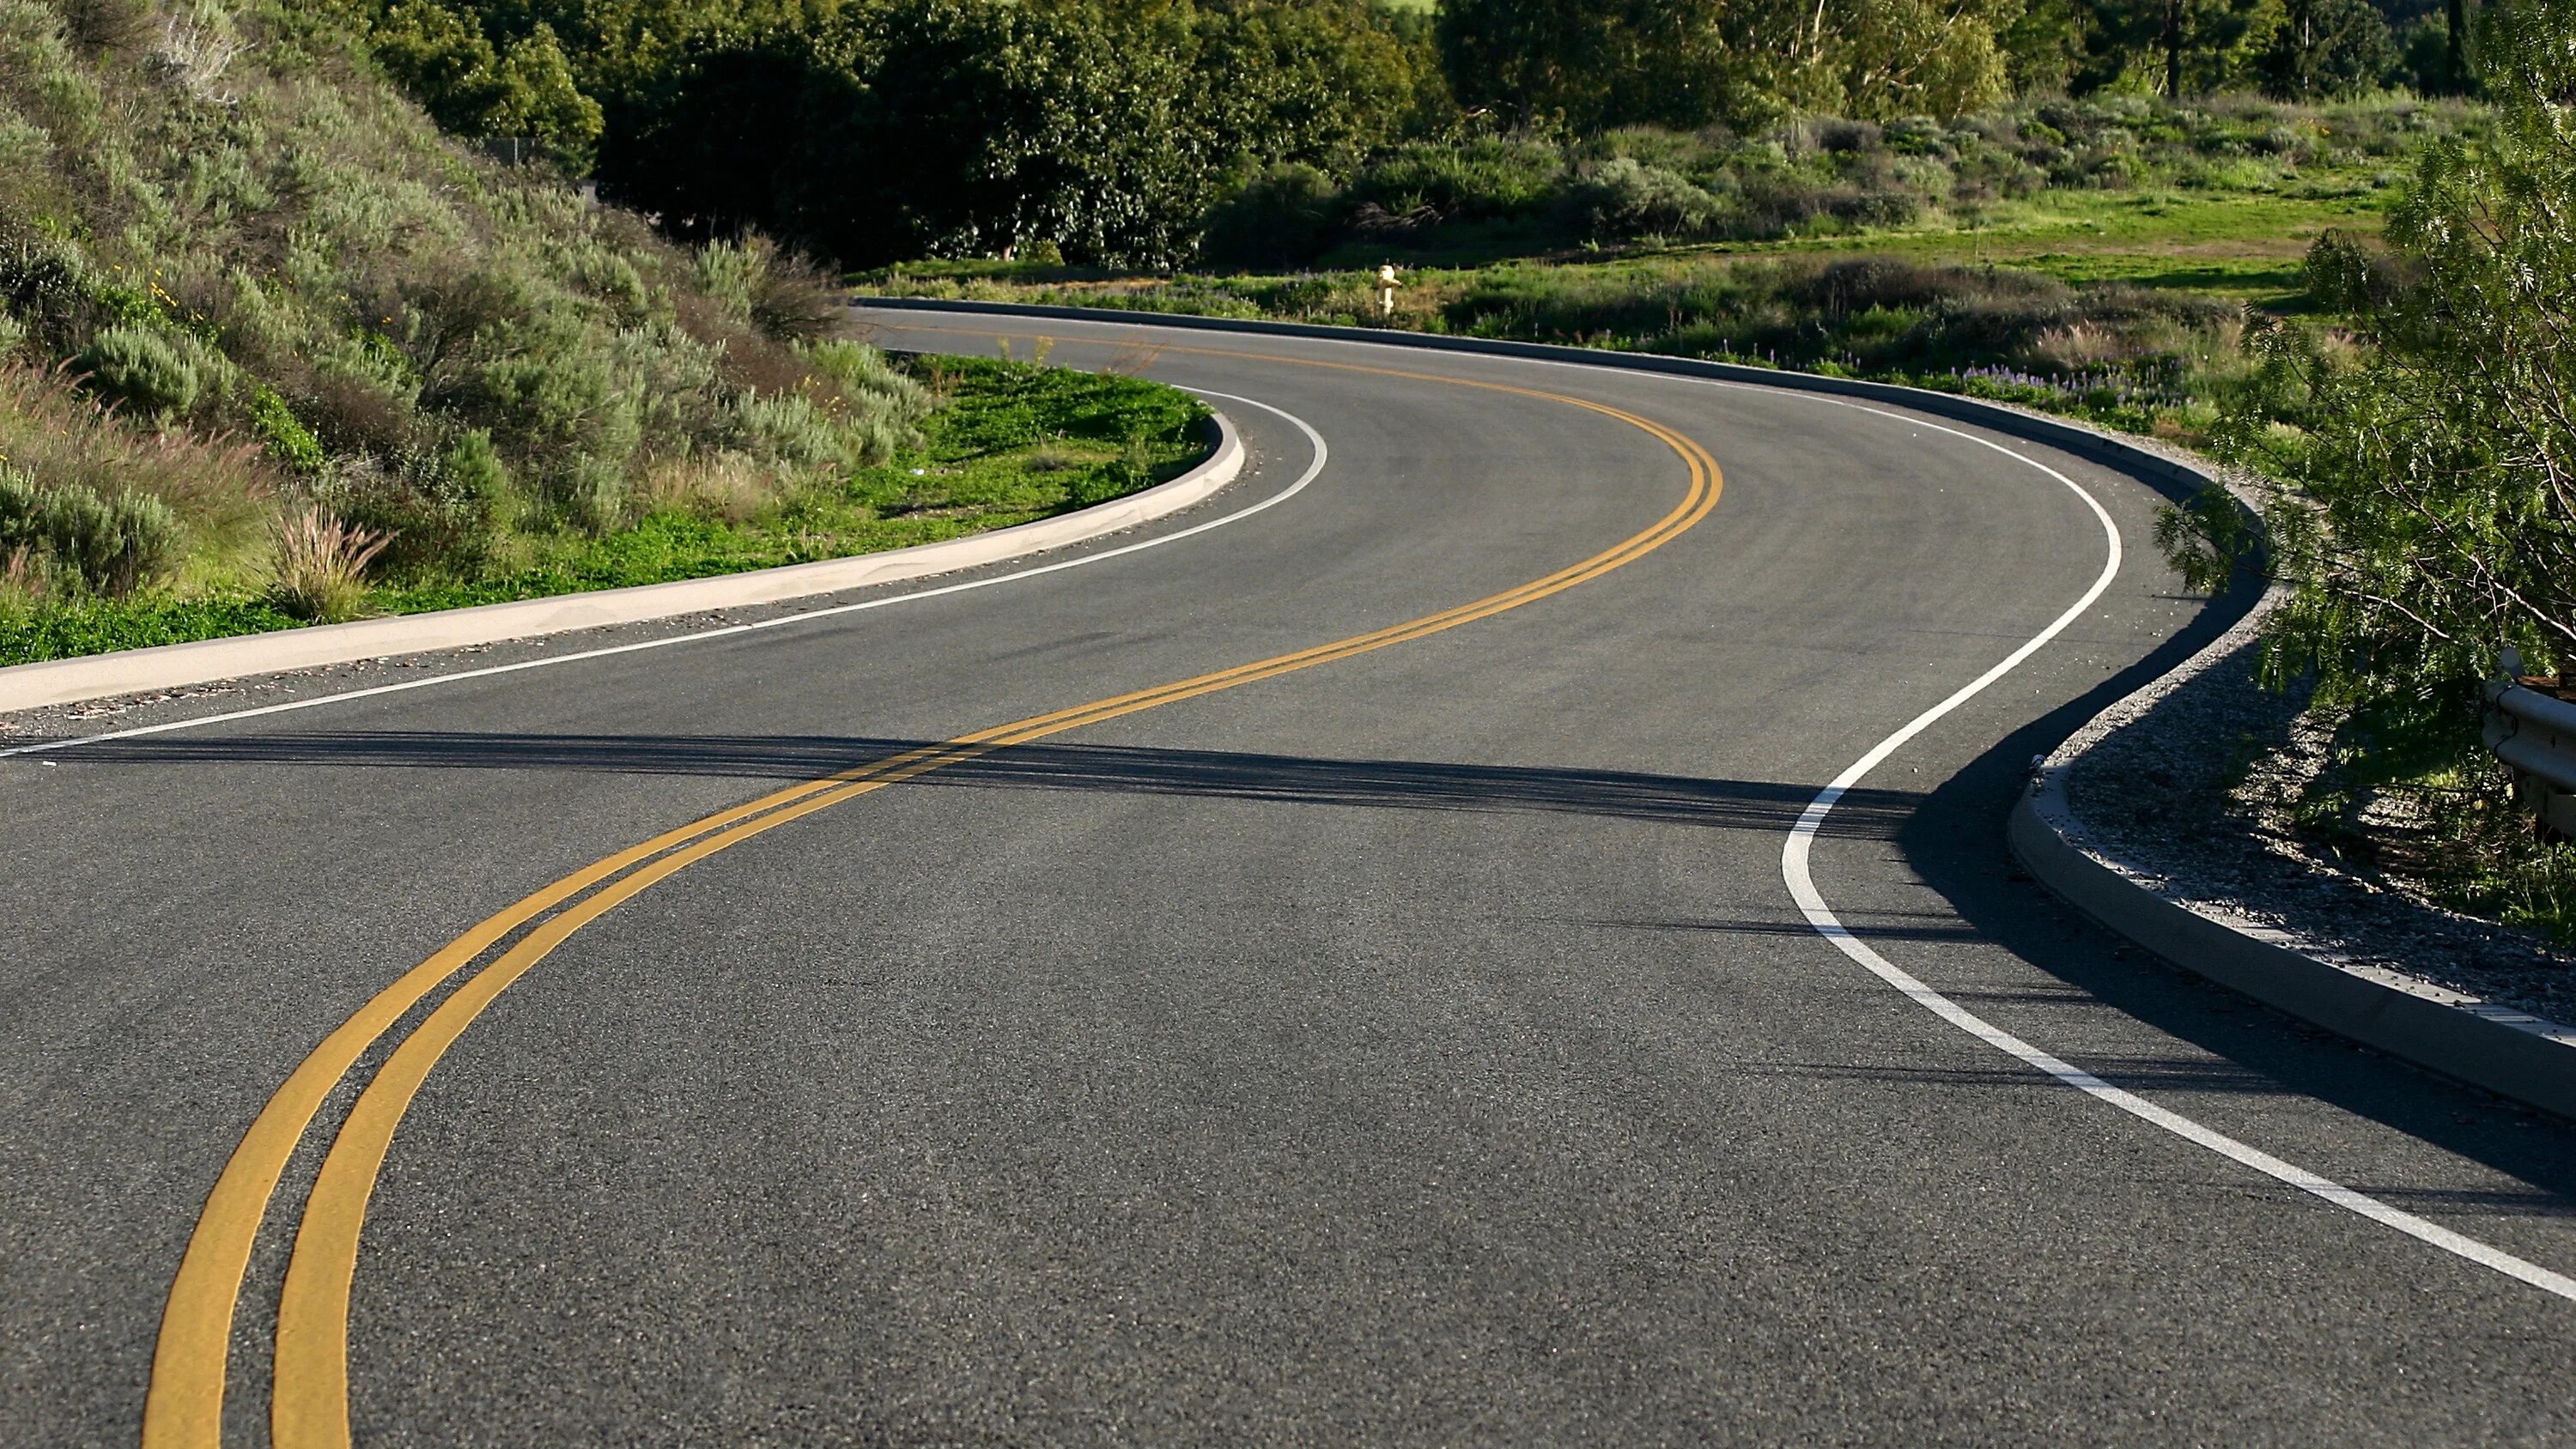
[5,312,2572,1446]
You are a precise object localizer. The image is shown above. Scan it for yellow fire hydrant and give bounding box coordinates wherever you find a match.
[1376,262,1399,319]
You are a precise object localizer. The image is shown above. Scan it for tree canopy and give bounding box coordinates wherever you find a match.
[351,0,2465,265]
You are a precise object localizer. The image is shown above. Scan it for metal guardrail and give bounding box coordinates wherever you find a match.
[2488,649,2576,842]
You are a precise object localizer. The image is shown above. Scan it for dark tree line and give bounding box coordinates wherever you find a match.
[349,0,2488,268]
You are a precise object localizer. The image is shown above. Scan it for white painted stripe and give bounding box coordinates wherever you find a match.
[0,389,1326,761]
[1765,402,2576,1305]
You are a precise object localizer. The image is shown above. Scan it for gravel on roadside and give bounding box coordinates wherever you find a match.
[2062,612,2576,1026]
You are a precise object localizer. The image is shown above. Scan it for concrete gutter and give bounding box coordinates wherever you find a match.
[0,409,1244,714]
[2009,588,2576,1120]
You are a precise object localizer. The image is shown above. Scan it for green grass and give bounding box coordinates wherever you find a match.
[873,164,2401,318]
[858,150,2403,452]
[0,355,1206,666]
[869,94,2470,324]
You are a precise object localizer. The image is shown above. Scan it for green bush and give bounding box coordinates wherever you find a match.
[0,466,182,596]
[1201,162,1343,267]
[0,238,93,342]
[693,235,842,343]
[319,437,512,580]
[246,385,325,474]
[735,391,859,471]
[1562,158,1722,239]
[79,324,228,419]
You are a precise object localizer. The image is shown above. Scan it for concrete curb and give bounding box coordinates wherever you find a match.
[864,296,2576,1119]
[2009,588,2576,1120]
[0,409,1244,714]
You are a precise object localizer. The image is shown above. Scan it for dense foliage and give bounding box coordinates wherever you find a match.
[604,2,1401,268]
[344,0,2471,270]
[342,0,1443,268]
[2184,0,2576,700]
[1196,92,2461,264]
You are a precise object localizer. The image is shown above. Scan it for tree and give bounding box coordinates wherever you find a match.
[2075,0,2269,95]
[2257,0,2399,99]
[594,34,865,243]
[598,0,1443,268]
[2447,0,2478,94]
[1789,0,2022,119]
[1437,0,2017,130]
[1194,0,1443,169]
[369,2,604,164]
[1998,0,2087,94]
[2174,0,2576,711]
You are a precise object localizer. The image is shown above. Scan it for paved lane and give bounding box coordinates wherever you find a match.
[3,313,2570,1446]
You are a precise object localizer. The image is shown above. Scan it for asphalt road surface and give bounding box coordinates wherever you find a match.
[4,312,2571,1448]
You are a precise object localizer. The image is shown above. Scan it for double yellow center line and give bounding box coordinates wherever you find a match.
[141,351,1722,1449]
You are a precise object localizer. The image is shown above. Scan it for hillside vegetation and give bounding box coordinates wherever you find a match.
[0,0,1210,660]
[872,90,2478,446]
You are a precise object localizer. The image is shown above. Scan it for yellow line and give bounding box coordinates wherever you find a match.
[140,359,1717,1449]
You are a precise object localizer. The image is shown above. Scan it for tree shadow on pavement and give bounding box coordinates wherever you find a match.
[33,573,2575,1208]
[49,731,1922,840]
[1880,568,2576,1210]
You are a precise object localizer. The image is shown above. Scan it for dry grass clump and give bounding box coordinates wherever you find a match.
[267,506,389,621]
[634,451,781,524]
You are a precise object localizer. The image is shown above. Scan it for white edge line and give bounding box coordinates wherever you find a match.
[0,389,1327,761]
[1762,396,2576,1305]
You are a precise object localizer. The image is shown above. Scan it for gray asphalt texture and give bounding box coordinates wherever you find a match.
[4,313,2571,1447]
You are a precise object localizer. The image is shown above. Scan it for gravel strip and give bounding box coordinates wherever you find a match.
[2061,590,2576,1026]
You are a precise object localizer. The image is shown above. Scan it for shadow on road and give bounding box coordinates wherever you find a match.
[1884,567,2576,1211]
[40,732,1921,840]
[23,569,2573,1210]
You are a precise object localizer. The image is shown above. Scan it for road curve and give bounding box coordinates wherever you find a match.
[3,312,2571,1447]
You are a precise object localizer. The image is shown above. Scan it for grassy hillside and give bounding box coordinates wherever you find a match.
[866,92,2479,446]
[0,0,1206,664]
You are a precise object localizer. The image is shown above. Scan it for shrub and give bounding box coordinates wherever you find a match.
[1201,162,1343,267]
[0,362,274,560]
[735,390,856,470]
[80,324,211,418]
[246,385,325,474]
[322,447,503,580]
[1563,158,1723,239]
[58,0,150,55]
[0,467,182,596]
[694,235,842,343]
[1348,135,1564,220]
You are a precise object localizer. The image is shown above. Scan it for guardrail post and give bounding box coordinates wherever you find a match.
[2487,650,2576,845]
